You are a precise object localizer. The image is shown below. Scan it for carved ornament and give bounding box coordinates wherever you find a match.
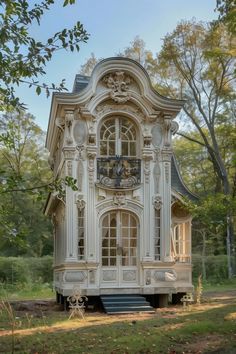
[113,192,127,206]
[63,147,76,160]
[73,120,87,146]
[55,117,65,131]
[171,121,179,135]
[153,195,162,210]
[103,270,116,281]
[67,160,73,176]
[95,103,145,121]
[65,110,74,127]
[75,194,86,211]
[123,270,136,281]
[103,71,132,103]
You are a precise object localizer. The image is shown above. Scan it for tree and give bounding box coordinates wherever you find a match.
[79,36,156,78]
[0,111,53,255]
[80,52,101,76]
[187,194,236,280]
[215,0,236,36]
[0,0,89,111]
[154,20,235,276]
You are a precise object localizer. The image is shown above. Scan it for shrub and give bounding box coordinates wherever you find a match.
[0,256,53,285]
[192,254,228,282]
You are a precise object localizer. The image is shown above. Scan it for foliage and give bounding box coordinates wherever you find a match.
[0,256,53,284]
[215,0,236,35]
[0,111,54,254]
[0,0,89,110]
[192,254,230,282]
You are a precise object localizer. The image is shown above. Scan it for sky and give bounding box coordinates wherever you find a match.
[15,0,218,131]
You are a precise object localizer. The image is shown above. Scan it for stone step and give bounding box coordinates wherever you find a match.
[101,295,154,314]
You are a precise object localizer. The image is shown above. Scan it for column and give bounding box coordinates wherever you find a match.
[86,146,97,262]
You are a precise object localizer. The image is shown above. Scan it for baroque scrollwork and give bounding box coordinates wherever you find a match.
[103,71,132,103]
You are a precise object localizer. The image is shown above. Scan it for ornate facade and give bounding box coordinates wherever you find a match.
[45,58,194,304]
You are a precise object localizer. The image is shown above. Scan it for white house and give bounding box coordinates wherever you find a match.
[44,57,195,309]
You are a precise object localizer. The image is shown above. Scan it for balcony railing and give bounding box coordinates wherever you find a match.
[97,156,141,189]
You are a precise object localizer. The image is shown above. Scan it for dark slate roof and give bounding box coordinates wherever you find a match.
[171,155,197,201]
[73,74,90,93]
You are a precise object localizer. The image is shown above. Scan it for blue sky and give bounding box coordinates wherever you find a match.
[15,0,217,131]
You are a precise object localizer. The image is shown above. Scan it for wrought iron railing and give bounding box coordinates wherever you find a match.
[97,156,141,189]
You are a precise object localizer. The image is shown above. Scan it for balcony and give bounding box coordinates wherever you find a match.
[97,156,141,189]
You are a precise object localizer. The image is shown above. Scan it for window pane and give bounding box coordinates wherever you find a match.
[121,141,128,156]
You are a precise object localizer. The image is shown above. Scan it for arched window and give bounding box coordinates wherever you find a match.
[97,116,140,188]
[101,210,138,267]
[99,116,137,157]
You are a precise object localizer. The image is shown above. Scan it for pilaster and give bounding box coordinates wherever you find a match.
[142,148,153,261]
[161,149,172,262]
[63,143,77,262]
[86,145,97,262]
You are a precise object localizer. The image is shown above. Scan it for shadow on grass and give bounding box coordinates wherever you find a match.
[1,299,236,354]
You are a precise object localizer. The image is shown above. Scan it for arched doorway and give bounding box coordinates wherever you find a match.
[100,210,139,287]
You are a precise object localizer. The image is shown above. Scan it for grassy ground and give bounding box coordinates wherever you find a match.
[0,283,54,301]
[0,289,236,353]
[1,278,236,301]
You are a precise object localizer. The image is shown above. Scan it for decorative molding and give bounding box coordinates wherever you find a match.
[142,151,152,184]
[123,270,136,281]
[161,149,172,162]
[113,192,127,206]
[67,160,73,176]
[164,162,170,184]
[77,160,83,191]
[65,136,73,145]
[64,271,86,282]
[98,188,106,200]
[89,270,96,284]
[153,150,161,194]
[171,121,179,135]
[153,270,177,282]
[151,123,163,147]
[88,131,96,145]
[87,147,97,186]
[163,115,172,147]
[103,270,116,281]
[143,134,152,147]
[95,103,145,121]
[132,188,141,201]
[96,199,143,216]
[145,270,151,285]
[65,110,74,128]
[55,117,65,131]
[63,147,76,160]
[103,71,132,103]
[73,120,87,145]
[153,195,162,210]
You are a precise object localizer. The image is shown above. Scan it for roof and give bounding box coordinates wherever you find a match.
[171,155,198,201]
[72,74,90,93]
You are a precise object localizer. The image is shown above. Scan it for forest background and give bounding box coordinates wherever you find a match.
[0,0,235,289]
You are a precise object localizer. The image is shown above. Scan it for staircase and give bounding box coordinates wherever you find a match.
[100,294,154,314]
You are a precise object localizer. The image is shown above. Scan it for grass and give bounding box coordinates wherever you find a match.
[0,283,54,301]
[197,278,236,292]
[0,291,236,353]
